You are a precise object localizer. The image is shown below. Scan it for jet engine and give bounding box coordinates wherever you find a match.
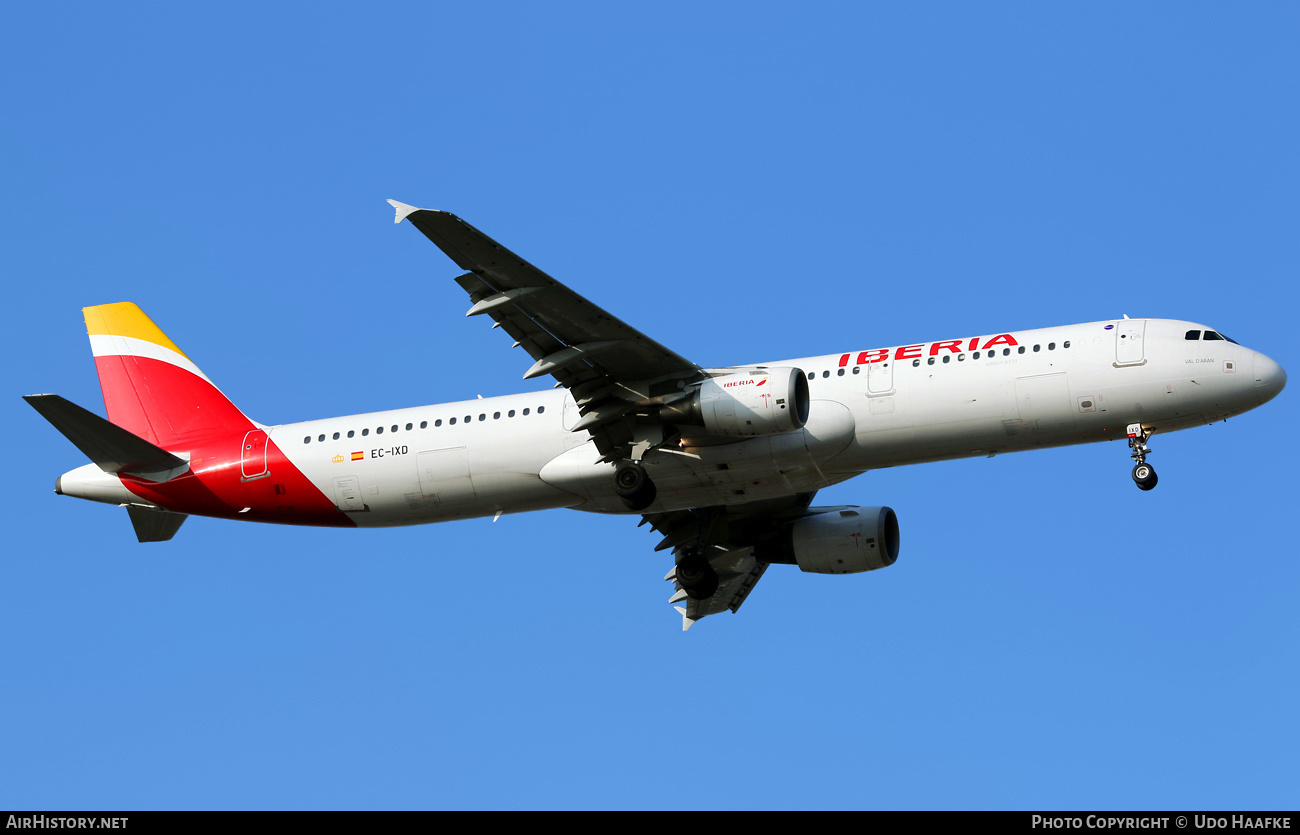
[660,367,810,437]
[760,507,900,574]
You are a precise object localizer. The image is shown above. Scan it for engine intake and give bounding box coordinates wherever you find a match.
[760,507,900,574]
[661,367,810,437]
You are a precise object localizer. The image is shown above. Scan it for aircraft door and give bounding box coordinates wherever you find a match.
[417,447,477,506]
[241,429,268,480]
[1015,373,1076,436]
[333,476,367,512]
[867,360,895,396]
[1115,320,1147,366]
[562,395,580,431]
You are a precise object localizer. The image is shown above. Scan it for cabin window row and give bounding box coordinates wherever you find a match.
[810,341,1071,377]
[303,405,547,444]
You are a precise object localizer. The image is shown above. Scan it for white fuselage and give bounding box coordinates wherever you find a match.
[271,318,1281,527]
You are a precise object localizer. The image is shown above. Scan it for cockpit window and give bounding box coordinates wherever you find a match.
[1203,330,1240,345]
[1185,330,1201,340]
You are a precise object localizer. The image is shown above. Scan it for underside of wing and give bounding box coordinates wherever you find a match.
[642,492,821,629]
[390,201,705,460]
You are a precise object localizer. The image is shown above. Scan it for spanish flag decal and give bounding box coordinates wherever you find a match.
[351,451,364,461]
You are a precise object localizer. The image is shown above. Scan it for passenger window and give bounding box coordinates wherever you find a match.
[479,414,486,421]
[523,408,530,416]
[942,355,950,363]
[362,428,369,436]
[927,357,935,366]
[837,368,844,376]
[1018,346,1026,354]
[807,372,814,380]
[406,423,413,431]
[822,370,830,378]
[318,434,325,442]
[347,430,355,438]
[1185,330,1201,340]
[377,427,384,435]
[1033,345,1040,352]
[434,419,442,427]
[538,406,545,414]
[449,418,456,425]
[391,425,398,433]
[494,412,500,419]
[912,359,920,367]
[419,421,426,429]
[303,436,310,444]
[332,432,340,440]
[1003,348,1011,356]
[1048,343,1055,350]
[1063,340,1070,348]
[508,410,515,417]
[852,366,860,374]
[973,351,980,359]
[957,354,965,362]
[464,415,471,423]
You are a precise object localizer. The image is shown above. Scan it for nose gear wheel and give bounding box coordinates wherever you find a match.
[1127,423,1158,491]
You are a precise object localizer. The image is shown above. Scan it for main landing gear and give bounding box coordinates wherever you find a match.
[1127,423,1158,491]
[614,461,657,511]
[675,549,719,600]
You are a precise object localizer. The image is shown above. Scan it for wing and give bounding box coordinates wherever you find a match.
[389,201,705,461]
[642,492,823,630]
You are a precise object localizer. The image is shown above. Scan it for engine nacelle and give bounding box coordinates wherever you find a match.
[661,367,810,437]
[762,507,900,574]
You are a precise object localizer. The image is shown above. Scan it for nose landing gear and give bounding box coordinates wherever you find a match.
[1128,423,1158,491]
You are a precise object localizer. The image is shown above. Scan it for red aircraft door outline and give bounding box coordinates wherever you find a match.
[241,429,269,481]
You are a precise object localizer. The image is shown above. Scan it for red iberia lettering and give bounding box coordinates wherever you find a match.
[894,344,924,360]
[838,354,850,368]
[982,334,1018,350]
[929,339,964,356]
[856,349,889,364]
[968,337,979,352]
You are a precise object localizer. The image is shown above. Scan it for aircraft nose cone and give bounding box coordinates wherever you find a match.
[1253,352,1287,406]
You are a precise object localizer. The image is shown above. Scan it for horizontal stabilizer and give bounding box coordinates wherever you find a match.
[24,394,187,474]
[126,505,188,542]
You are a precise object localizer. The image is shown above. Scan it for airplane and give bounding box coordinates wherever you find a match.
[25,200,1288,628]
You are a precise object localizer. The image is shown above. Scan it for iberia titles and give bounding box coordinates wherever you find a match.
[837,334,1021,367]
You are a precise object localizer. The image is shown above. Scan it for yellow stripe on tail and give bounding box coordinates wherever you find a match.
[83,302,190,359]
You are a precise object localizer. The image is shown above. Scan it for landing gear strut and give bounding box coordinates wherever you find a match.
[1127,423,1158,491]
[614,461,657,511]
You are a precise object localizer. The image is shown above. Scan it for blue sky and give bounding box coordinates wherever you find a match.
[2,3,1296,810]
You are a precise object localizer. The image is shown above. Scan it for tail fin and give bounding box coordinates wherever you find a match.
[84,303,254,447]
